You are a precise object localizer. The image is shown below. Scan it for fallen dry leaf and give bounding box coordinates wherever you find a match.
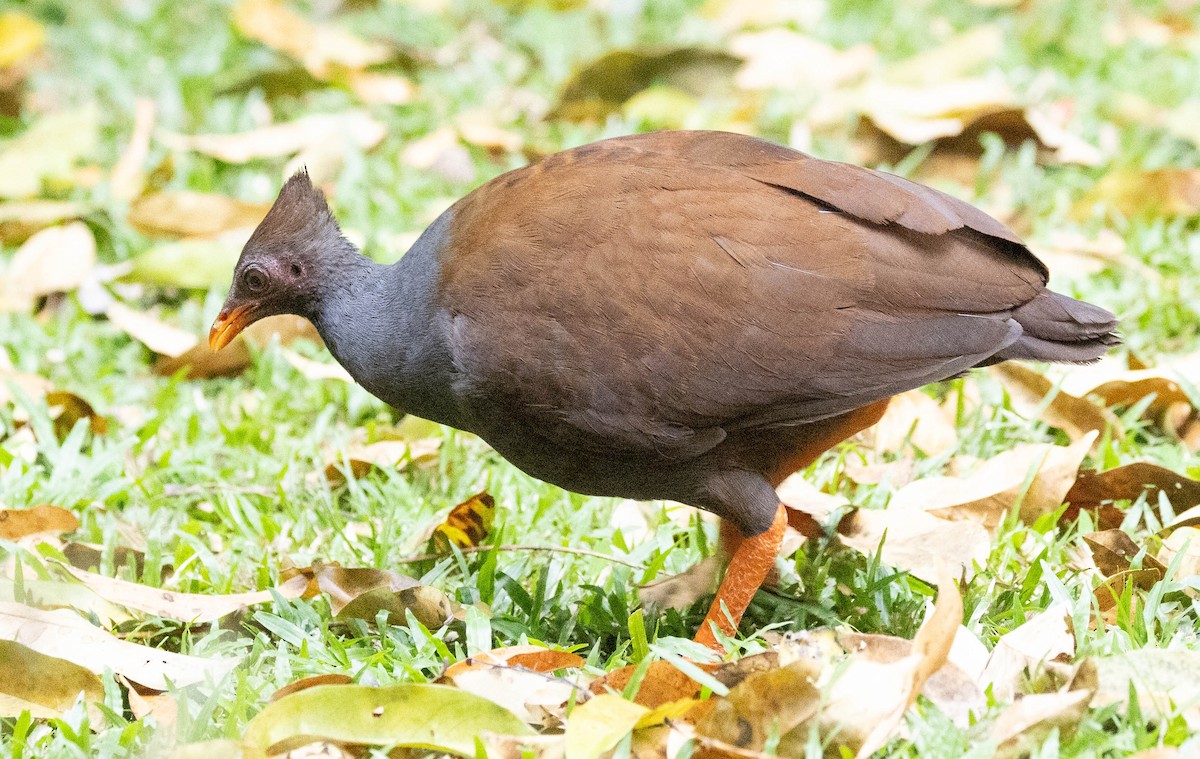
[890,433,1096,531]
[0,601,238,690]
[430,492,495,553]
[233,0,391,80]
[867,389,959,456]
[344,70,413,106]
[0,221,96,312]
[449,657,579,726]
[637,555,720,613]
[159,111,386,164]
[444,645,584,678]
[980,604,1075,701]
[991,689,1092,759]
[1079,167,1200,217]
[317,437,442,487]
[0,11,44,69]
[0,639,104,724]
[694,567,963,757]
[0,504,77,540]
[401,127,475,183]
[839,502,990,581]
[127,190,271,239]
[0,371,108,441]
[279,348,353,382]
[59,565,307,623]
[1089,648,1200,726]
[105,301,199,359]
[1059,355,1200,449]
[110,98,155,201]
[1084,529,1167,577]
[154,314,320,379]
[0,200,90,244]
[1064,463,1200,528]
[552,47,738,122]
[730,29,874,93]
[1030,228,1145,281]
[993,363,1119,443]
[282,562,451,629]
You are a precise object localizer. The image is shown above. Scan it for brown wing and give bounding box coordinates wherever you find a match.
[437,131,1045,458]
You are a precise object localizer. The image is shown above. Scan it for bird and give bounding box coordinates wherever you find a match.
[209,130,1118,652]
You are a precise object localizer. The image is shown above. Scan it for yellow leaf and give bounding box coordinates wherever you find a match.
[431,492,495,552]
[564,694,649,759]
[0,11,44,68]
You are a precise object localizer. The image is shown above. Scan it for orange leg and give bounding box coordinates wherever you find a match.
[694,504,787,651]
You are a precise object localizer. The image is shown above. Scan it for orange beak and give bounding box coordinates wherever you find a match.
[208,303,255,351]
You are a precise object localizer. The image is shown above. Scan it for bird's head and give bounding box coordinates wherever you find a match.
[209,170,345,350]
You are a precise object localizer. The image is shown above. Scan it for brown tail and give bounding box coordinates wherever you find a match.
[983,290,1119,365]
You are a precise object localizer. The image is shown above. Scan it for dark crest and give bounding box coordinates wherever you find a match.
[248,169,341,247]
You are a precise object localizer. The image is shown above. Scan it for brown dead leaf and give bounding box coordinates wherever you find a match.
[552,47,738,122]
[0,639,104,724]
[0,504,77,540]
[991,689,1092,759]
[1030,228,1143,281]
[454,109,523,155]
[401,127,474,183]
[159,111,386,164]
[1089,648,1200,726]
[279,348,353,382]
[1059,355,1200,448]
[232,0,390,79]
[282,562,451,629]
[0,222,96,312]
[0,200,90,244]
[105,301,199,359]
[890,433,1095,530]
[0,601,238,690]
[127,190,271,239]
[154,314,320,379]
[1084,529,1167,577]
[697,568,962,757]
[980,604,1075,701]
[317,437,442,487]
[730,29,874,92]
[1093,568,1161,618]
[637,556,720,613]
[0,372,108,440]
[444,645,585,678]
[448,649,581,726]
[1064,463,1200,527]
[867,389,958,456]
[1080,168,1200,217]
[993,363,1120,443]
[60,565,307,622]
[839,502,990,582]
[122,675,178,733]
[110,98,156,201]
[344,70,413,106]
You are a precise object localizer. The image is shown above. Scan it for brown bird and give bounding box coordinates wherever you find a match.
[210,130,1117,650]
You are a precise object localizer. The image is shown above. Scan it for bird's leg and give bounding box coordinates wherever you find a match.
[694,504,787,651]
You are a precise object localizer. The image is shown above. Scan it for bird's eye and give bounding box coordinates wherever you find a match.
[242,265,270,293]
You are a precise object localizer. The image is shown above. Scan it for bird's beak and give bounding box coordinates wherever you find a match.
[208,303,255,351]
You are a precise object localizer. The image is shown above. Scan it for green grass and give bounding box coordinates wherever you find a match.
[3,0,1200,756]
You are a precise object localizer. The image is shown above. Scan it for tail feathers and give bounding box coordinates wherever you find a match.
[985,290,1119,365]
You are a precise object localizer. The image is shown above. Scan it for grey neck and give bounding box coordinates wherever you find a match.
[308,216,465,429]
